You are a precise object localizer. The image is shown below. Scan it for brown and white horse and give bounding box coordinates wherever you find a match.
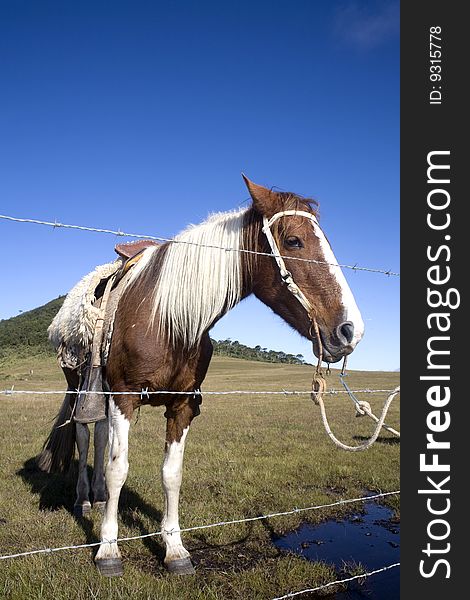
[38,176,364,576]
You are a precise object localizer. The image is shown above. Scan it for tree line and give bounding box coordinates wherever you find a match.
[0,297,308,365]
[211,339,307,364]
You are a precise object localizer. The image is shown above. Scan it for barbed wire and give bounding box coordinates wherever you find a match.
[271,562,400,599]
[0,387,399,398]
[0,214,399,276]
[0,490,399,561]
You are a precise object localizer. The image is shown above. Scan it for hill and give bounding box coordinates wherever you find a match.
[0,298,306,365]
[0,297,65,359]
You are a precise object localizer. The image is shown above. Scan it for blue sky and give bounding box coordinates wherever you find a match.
[0,0,399,371]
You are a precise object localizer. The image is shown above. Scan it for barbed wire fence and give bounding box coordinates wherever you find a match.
[271,562,400,600]
[0,213,400,597]
[0,214,400,276]
[0,491,399,550]
[1,387,398,397]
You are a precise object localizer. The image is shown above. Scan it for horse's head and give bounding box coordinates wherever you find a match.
[244,176,364,363]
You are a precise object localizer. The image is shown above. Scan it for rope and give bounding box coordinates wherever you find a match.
[306,344,400,452]
[317,387,400,452]
[0,491,399,561]
[309,316,326,405]
[271,562,400,599]
[340,371,400,437]
[0,214,399,276]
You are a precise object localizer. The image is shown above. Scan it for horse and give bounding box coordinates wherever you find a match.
[37,175,364,577]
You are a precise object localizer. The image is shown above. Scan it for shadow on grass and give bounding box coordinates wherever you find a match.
[188,521,274,573]
[17,457,165,563]
[352,435,400,446]
[259,517,284,554]
[16,459,274,573]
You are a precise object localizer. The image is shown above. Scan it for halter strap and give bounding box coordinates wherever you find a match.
[262,210,319,315]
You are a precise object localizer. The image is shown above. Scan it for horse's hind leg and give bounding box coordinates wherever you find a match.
[74,423,92,517]
[92,418,108,512]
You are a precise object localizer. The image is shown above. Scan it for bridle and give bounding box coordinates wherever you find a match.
[261,210,317,316]
[262,209,328,401]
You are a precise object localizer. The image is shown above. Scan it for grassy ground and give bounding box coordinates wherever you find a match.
[0,354,399,600]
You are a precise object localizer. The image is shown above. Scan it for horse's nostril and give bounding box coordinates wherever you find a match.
[338,321,354,345]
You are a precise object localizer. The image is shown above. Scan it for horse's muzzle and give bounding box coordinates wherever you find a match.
[313,322,359,363]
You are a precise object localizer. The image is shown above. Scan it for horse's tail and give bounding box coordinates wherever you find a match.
[36,391,76,474]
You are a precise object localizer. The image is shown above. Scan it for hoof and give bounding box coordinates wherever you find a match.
[165,557,195,575]
[73,502,91,517]
[93,501,107,513]
[95,558,124,577]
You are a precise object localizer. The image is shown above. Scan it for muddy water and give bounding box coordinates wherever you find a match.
[273,500,400,599]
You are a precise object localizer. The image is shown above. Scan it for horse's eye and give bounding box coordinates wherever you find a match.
[284,236,303,249]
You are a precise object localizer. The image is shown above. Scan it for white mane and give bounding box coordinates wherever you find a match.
[138,208,249,348]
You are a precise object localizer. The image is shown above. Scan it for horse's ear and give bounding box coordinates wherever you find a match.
[242,174,280,217]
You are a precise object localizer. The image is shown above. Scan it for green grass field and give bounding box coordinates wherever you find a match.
[0,354,399,600]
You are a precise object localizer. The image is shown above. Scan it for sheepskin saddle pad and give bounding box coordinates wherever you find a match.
[48,260,124,370]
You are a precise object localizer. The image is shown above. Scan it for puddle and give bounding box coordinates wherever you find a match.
[273,500,400,599]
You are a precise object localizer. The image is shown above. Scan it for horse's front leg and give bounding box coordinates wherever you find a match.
[95,398,130,577]
[162,402,198,575]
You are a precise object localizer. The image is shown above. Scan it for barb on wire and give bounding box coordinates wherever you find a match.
[0,491,399,561]
[271,562,400,600]
[0,214,399,276]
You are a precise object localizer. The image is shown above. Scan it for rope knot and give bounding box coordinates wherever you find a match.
[311,371,326,406]
[355,400,372,417]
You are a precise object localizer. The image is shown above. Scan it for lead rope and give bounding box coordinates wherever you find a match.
[309,315,399,451]
[310,315,327,403]
[317,385,400,452]
[340,357,400,437]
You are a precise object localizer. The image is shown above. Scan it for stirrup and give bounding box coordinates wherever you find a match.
[74,367,107,423]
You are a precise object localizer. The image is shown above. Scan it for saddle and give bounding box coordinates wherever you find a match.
[114,239,160,259]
